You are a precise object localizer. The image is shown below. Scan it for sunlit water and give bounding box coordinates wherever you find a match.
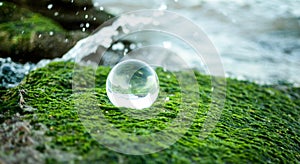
[1,0,299,88]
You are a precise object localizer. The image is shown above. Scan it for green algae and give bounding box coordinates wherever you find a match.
[0,1,88,63]
[0,2,64,53]
[0,61,299,163]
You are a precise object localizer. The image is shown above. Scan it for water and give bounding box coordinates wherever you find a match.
[0,58,34,89]
[93,0,300,86]
[106,59,159,109]
[1,0,299,88]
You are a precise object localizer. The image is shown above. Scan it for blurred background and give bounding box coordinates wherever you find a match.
[94,0,300,85]
[1,0,299,88]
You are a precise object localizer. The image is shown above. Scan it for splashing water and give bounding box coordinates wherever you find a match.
[93,0,300,86]
[2,0,299,88]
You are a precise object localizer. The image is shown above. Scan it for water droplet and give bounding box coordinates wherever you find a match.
[129,43,136,49]
[112,42,125,51]
[85,23,90,28]
[82,28,86,32]
[123,48,129,56]
[47,4,53,10]
[49,31,54,36]
[99,6,104,11]
[83,7,87,11]
[85,14,89,19]
[106,59,159,109]
[54,12,59,16]
[0,2,3,6]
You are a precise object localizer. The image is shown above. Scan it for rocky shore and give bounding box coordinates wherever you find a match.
[0,1,112,63]
[0,61,299,163]
[0,1,299,163]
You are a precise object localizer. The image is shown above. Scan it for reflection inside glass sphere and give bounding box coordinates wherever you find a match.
[106,59,159,109]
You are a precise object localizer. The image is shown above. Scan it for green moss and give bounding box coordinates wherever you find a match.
[0,1,64,56]
[1,61,299,163]
[0,2,64,31]
[0,1,30,23]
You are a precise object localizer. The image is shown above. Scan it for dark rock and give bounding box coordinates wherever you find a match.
[0,58,34,88]
[0,2,88,63]
[2,0,113,31]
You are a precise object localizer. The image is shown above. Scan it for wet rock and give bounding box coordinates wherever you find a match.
[0,113,79,164]
[0,58,34,88]
[0,2,88,63]
[2,0,113,31]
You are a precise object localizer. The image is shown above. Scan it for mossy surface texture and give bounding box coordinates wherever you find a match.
[0,1,88,63]
[0,2,64,50]
[1,61,299,163]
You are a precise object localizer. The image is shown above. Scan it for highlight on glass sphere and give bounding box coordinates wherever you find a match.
[106,59,159,109]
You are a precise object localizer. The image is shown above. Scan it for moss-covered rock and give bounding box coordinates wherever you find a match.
[1,0,113,31]
[0,1,88,63]
[0,61,299,163]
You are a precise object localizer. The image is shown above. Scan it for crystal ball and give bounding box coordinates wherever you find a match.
[106,59,159,109]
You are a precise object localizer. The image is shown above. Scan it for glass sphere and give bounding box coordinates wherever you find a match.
[106,59,159,109]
